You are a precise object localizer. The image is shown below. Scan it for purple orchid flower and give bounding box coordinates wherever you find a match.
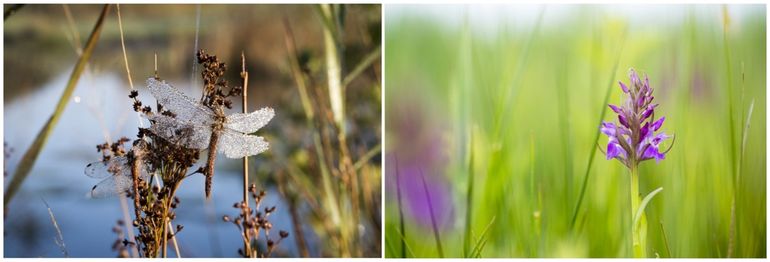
[601,69,673,167]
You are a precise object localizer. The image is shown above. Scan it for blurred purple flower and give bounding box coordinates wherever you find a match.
[387,95,454,230]
[601,69,673,167]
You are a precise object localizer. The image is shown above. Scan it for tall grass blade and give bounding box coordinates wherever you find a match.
[556,54,573,209]
[721,11,738,257]
[318,4,345,131]
[393,227,416,258]
[469,216,496,258]
[395,155,407,258]
[421,170,444,258]
[4,4,111,207]
[569,28,627,230]
[660,220,673,257]
[463,128,475,257]
[491,7,545,139]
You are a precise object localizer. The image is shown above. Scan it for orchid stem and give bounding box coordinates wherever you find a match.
[630,166,644,258]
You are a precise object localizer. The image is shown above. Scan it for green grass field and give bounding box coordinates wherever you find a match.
[384,5,766,258]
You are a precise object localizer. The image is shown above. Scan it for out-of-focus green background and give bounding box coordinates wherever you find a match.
[385,5,765,258]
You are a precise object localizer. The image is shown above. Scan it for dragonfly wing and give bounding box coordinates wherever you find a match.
[218,129,269,158]
[84,157,130,179]
[89,169,132,199]
[148,114,212,149]
[224,107,275,133]
[146,78,215,124]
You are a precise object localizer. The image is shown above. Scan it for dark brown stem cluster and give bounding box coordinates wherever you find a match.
[223,184,290,258]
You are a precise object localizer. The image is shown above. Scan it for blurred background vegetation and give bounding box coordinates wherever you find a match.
[384,4,765,258]
[4,4,380,257]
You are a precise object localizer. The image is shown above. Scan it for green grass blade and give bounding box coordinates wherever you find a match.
[469,216,496,258]
[491,7,545,140]
[421,170,444,258]
[660,220,673,257]
[739,98,755,185]
[393,227,416,258]
[4,4,111,208]
[395,155,407,258]
[569,28,627,230]
[463,128,475,257]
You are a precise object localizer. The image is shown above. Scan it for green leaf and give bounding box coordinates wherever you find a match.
[633,187,663,230]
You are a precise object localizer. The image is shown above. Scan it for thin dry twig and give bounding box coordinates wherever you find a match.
[240,51,251,255]
[42,198,68,257]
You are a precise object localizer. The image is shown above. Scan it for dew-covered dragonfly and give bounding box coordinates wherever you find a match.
[144,77,274,198]
[84,154,149,199]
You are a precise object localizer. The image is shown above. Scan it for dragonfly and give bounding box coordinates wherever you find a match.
[144,77,274,198]
[84,149,149,199]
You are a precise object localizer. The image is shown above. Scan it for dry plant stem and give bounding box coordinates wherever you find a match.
[118,191,139,257]
[160,183,181,258]
[62,4,82,55]
[341,45,381,89]
[319,4,345,132]
[319,5,362,255]
[131,157,141,227]
[168,221,181,258]
[116,4,134,90]
[241,51,251,255]
[5,3,110,209]
[284,17,345,254]
[276,171,310,257]
[42,198,68,257]
[282,17,314,120]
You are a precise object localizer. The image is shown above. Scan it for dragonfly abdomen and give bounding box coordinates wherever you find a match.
[205,130,221,199]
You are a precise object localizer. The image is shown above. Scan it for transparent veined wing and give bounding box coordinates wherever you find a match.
[146,78,215,125]
[84,156,130,179]
[224,107,275,134]
[84,156,150,199]
[148,114,212,149]
[218,129,270,159]
[89,172,132,198]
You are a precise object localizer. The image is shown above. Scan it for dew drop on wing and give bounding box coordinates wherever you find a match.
[219,129,270,159]
[224,107,275,133]
[146,78,215,125]
[148,114,212,150]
